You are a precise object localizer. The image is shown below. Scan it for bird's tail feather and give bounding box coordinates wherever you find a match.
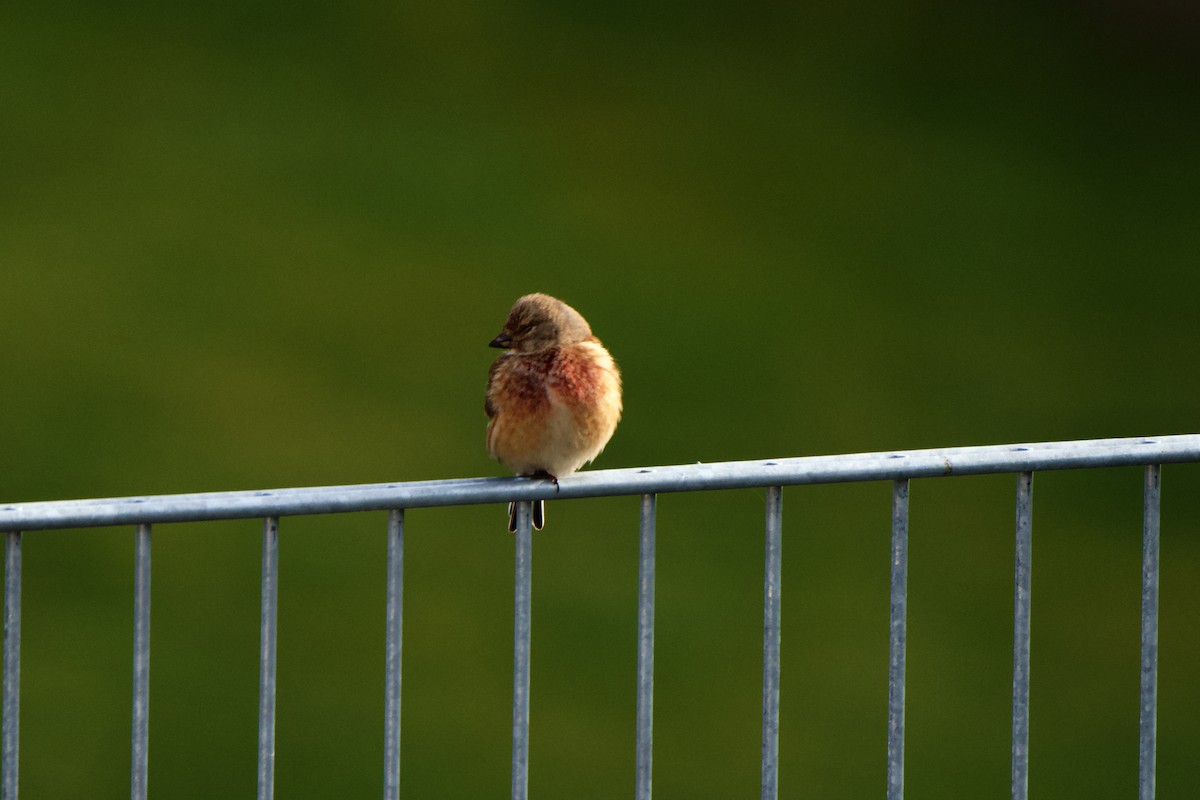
[507,500,545,532]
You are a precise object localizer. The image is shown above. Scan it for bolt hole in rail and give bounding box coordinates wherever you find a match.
[2,434,1198,799]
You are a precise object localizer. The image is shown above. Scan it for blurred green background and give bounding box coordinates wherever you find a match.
[3,0,1199,797]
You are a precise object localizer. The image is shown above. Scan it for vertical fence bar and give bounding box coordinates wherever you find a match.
[761,486,783,800]
[887,480,910,800]
[131,524,152,800]
[1011,472,1034,800]
[258,517,280,800]
[511,501,533,800]
[2,532,21,800]
[1139,465,1161,800]
[635,494,656,800]
[383,510,404,800]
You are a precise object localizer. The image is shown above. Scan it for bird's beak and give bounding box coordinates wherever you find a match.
[489,331,513,349]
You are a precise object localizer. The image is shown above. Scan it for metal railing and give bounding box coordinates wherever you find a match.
[2,434,1198,799]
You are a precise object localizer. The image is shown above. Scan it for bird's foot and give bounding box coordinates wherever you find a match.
[530,470,561,492]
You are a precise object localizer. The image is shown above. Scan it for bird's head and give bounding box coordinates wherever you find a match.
[490,293,593,354]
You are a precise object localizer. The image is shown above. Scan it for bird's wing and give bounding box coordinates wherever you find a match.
[484,355,507,418]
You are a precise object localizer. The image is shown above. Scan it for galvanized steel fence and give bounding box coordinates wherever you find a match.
[1,434,1197,799]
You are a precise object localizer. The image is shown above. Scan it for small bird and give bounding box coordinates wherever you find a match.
[485,293,622,530]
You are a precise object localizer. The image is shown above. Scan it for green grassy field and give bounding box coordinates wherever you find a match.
[3,2,1198,796]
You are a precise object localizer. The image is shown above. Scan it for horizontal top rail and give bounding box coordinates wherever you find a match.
[2,434,1198,532]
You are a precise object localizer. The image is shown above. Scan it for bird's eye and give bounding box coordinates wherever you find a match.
[517,323,536,335]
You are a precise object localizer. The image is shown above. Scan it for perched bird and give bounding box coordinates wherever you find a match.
[485,293,622,530]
